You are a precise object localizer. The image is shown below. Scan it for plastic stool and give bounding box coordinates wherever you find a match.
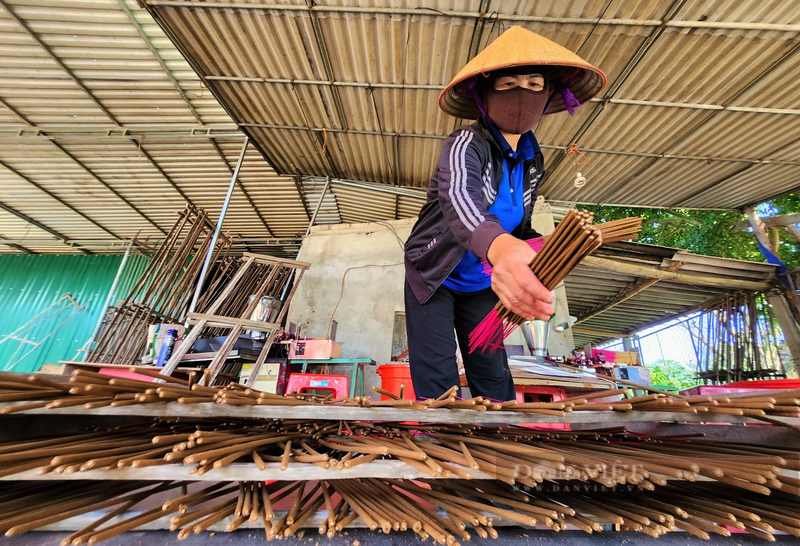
[285,373,349,399]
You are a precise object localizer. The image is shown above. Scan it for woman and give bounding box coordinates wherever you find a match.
[404,26,606,401]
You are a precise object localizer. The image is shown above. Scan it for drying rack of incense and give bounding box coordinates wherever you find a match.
[0,421,797,542]
[87,206,231,366]
[0,368,798,543]
[1,370,798,426]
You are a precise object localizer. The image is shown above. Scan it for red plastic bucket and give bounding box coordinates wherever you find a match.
[376,363,416,401]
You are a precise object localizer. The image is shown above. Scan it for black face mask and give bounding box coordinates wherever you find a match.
[484,85,550,134]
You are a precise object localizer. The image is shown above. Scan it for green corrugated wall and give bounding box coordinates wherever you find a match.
[0,254,149,373]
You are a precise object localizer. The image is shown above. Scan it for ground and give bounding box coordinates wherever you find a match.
[2,529,800,545]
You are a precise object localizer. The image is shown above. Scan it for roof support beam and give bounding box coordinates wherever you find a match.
[0,96,28,125]
[0,0,121,126]
[142,2,800,32]
[239,123,800,167]
[582,255,770,291]
[733,212,800,231]
[205,77,444,90]
[0,200,90,255]
[0,159,122,240]
[0,128,243,141]
[293,174,311,222]
[451,0,490,130]
[466,0,492,59]
[324,177,427,200]
[311,178,731,213]
[0,235,35,255]
[304,0,348,132]
[4,123,798,164]
[596,98,800,117]
[206,76,800,116]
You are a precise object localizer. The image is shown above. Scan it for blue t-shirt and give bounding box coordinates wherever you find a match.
[443,121,537,292]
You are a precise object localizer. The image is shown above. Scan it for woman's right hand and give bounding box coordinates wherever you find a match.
[487,233,554,321]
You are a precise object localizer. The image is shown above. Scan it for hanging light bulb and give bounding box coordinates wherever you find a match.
[567,144,591,190]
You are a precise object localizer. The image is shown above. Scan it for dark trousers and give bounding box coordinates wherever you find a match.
[404,281,515,401]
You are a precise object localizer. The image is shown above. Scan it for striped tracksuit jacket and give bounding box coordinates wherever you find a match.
[404,118,545,305]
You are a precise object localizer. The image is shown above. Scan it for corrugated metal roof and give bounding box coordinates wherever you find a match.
[301,178,339,226]
[0,0,316,255]
[136,0,800,217]
[565,241,777,347]
[3,0,800,255]
[331,183,397,225]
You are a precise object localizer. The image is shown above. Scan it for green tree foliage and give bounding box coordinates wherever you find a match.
[648,359,697,390]
[584,196,800,269]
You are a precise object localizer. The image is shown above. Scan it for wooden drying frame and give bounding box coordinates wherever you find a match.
[159,253,309,384]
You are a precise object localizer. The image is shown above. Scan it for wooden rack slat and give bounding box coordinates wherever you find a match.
[36,509,573,532]
[0,460,490,482]
[10,460,785,483]
[2,402,798,426]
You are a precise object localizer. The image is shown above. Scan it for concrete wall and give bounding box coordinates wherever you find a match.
[287,219,414,393]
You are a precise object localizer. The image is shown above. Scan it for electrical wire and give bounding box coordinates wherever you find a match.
[327,262,403,337]
[372,221,406,251]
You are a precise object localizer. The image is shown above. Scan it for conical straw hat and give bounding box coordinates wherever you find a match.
[439,26,606,118]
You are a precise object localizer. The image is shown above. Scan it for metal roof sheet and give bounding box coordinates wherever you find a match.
[137,0,800,214]
[3,0,800,256]
[0,0,311,255]
[565,241,777,347]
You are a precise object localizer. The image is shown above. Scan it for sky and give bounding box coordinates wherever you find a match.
[600,316,700,368]
[600,309,784,373]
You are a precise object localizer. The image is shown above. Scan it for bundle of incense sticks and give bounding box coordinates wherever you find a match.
[0,417,797,493]
[595,216,644,243]
[469,210,642,353]
[482,217,641,277]
[1,477,797,542]
[1,371,798,420]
